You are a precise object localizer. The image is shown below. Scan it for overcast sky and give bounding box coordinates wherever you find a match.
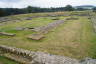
[0,0,96,8]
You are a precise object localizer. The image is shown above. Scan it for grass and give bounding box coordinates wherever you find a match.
[0,11,96,59]
[0,56,19,64]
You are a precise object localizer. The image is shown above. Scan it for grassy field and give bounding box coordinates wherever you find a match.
[0,11,96,60]
[0,56,19,64]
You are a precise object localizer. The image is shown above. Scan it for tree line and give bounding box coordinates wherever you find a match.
[0,5,96,17]
[93,7,96,12]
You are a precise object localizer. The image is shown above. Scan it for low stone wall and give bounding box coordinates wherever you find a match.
[0,45,35,64]
[0,32,16,36]
[88,12,96,32]
[28,19,66,40]
[0,45,79,64]
[0,45,96,64]
[33,20,65,34]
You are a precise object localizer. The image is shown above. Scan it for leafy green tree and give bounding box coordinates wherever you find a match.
[27,6,33,13]
[0,8,6,17]
[0,5,76,17]
[93,7,96,12]
[65,5,74,11]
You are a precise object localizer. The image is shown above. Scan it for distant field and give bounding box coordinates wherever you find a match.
[0,11,96,59]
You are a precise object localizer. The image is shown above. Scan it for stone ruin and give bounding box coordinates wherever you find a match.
[0,45,35,64]
[66,17,79,20]
[70,12,89,16]
[0,17,20,24]
[0,32,16,36]
[88,12,96,32]
[27,20,65,40]
[0,17,15,22]
[51,17,59,20]
[0,45,96,64]
[33,20,65,34]
[27,27,35,29]
[14,27,26,31]
[25,17,32,20]
[28,34,45,40]
[1,17,64,40]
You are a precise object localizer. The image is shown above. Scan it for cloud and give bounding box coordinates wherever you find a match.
[0,0,96,8]
[0,0,20,2]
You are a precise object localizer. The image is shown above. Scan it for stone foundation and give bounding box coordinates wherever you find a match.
[0,45,96,64]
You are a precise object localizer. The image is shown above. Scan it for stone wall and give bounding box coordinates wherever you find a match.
[0,45,96,64]
[33,20,65,34]
[28,19,66,40]
[89,12,96,32]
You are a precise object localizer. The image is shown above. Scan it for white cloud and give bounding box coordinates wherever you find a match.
[0,0,96,8]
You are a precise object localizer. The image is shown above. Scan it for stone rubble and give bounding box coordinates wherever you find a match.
[28,19,66,40]
[28,34,45,40]
[14,27,25,31]
[33,20,65,34]
[0,32,16,36]
[0,45,96,64]
[89,12,96,32]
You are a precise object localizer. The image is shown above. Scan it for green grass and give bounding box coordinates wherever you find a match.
[0,11,96,59]
[0,56,19,64]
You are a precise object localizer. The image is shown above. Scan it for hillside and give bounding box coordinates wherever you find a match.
[75,5,95,9]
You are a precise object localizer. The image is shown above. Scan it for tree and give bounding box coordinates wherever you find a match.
[0,8,6,17]
[76,8,85,11]
[0,5,76,17]
[27,6,32,13]
[65,5,74,11]
[93,7,96,12]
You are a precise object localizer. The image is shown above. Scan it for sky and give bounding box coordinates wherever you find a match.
[0,0,96,8]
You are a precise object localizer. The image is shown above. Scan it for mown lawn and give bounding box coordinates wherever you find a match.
[0,12,96,59]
